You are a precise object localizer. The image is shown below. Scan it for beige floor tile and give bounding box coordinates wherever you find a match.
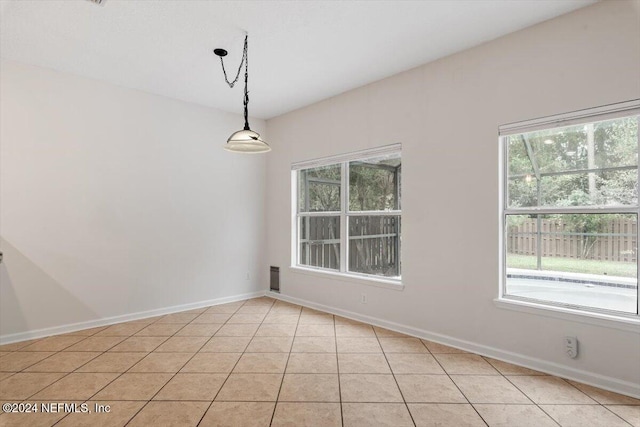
[243,297,275,306]
[263,314,300,324]
[507,376,596,404]
[255,323,297,337]
[606,405,640,427]
[181,352,241,373]
[451,375,532,404]
[156,313,199,324]
[302,307,325,315]
[386,353,445,374]
[474,404,557,427]
[154,373,227,400]
[215,373,283,401]
[567,380,640,405]
[76,352,147,373]
[291,337,336,353]
[64,326,108,336]
[0,402,70,427]
[129,352,194,373]
[336,337,382,353]
[237,305,272,314]
[57,401,146,427]
[484,357,546,376]
[434,354,500,375]
[0,372,14,381]
[334,317,367,326]
[205,303,243,314]
[135,323,184,336]
[421,340,468,354]
[127,401,209,426]
[279,374,340,402]
[541,404,631,427]
[20,336,86,352]
[298,313,334,325]
[155,336,208,352]
[272,402,341,427]
[246,336,293,353]
[340,374,403,403]
[0,340,39,352]
[0,372,66,399]
[335,324,375,338]
[24,352,100,372]
[234,353,289,373]
[373,327,409,338]
[286,353,338,374]
[108,336,167,352]
[200,402,275,427]
[93,373,173,400]
[215,323,260,337]
[200,336,251,352]
[342,402,413,427]
[228,313,267,324]
[395,374,467,403]
[94,323,147,336]
[409,403,487,427]
[0,352,56,372]
[64,336,126,352]
[183,307,208,314]
[270,304,302,315]
[32,372,118,400]
[295,324,335,337]
[176,323,223,336]
[379,337,428,353]
[338,353,391,374]
[194,313,233,323]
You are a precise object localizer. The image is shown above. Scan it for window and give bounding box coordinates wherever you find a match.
[292,145,401,282]
[500,101,639,318]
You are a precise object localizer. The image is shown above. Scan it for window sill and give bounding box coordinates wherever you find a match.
[289,266,404,291]
[494,297,640,333]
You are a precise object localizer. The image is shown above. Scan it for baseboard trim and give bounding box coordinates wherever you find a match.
[0,290,266,345]
[269,291,640,399]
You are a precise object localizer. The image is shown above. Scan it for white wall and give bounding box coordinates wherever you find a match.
[265,1,640,396]
[0,61,267,339]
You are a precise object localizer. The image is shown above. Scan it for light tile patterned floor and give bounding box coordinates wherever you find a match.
[0,297,638,426]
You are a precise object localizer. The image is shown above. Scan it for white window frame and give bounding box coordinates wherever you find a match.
[291,144,402,287]
[498,100,640,326]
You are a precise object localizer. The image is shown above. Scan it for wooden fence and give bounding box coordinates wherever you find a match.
[507,218,637,262]
[300,216,400,276]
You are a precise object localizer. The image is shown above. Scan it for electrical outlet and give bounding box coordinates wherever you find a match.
[360,294,367,304]
[565,336,578,359]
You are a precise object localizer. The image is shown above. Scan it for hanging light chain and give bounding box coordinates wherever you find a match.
[218,35,248,88]
[243,36,249,130]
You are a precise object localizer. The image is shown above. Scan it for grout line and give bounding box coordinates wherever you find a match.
[269,301,302,427]
[372,327,417,427]
[195,301,258,427]
[427,344,490,427]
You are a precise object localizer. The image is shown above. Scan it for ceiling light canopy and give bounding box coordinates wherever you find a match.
[214,35,270,154]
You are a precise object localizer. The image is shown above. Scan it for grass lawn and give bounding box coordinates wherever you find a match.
[506,254,637,278]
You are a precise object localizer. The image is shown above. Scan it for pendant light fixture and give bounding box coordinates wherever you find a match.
[214,35,270,153]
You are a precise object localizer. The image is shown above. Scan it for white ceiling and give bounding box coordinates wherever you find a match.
[1,0,595,119]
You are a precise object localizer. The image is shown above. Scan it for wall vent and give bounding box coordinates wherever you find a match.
[270,266,280,293]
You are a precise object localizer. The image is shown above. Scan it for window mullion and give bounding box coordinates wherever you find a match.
[340,161,348,273]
